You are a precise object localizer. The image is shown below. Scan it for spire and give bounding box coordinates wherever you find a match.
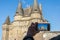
[4,16,10,25]
[40,3,42,11]
[39,3,42,15]
[16,0,23,16]
[32,0,39,12]
[34,0,38,7]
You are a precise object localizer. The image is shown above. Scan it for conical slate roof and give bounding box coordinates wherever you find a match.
[4,16,10,25]
[32,0,40,12]
[15,1,23,16]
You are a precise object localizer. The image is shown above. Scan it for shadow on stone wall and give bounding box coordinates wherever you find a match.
[50,35,60,40]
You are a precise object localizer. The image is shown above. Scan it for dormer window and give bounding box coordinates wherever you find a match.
[34,9,37,11]
[16,12,19,13]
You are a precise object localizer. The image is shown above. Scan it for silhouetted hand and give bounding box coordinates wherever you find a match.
[23,22,40,40]
[27,22,39,36]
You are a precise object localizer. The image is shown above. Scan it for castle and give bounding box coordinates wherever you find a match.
[2,0,60,40]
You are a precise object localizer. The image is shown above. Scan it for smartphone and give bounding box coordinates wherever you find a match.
[37,23,50,31]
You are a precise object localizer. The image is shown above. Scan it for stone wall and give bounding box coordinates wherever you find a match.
[34,31,60,40]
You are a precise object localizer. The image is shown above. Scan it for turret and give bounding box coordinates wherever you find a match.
[2,16,10,30]
[14,0,24,21]
[2,16,10,40]
[40,3,42,11]
[4,16,10,25]
[39,4,48,22]
[31,0,42,19]
[32,0,39,12]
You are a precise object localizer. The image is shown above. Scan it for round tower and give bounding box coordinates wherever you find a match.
[2,16,10,40]
[31,0,42,19]
[30,0,43,23]
[14,1,24,21]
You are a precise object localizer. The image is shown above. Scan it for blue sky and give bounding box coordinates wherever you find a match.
[0,0,60,40]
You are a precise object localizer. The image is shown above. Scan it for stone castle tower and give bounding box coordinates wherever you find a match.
[2,0,60,40]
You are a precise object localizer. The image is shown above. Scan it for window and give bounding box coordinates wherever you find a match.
[34,9,37,11]
[15,39,16,40]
